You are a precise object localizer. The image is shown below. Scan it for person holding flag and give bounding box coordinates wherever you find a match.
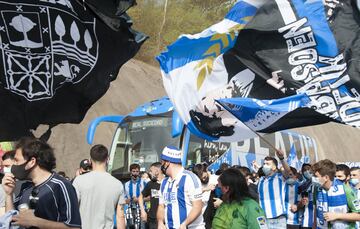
[258,148,292,229]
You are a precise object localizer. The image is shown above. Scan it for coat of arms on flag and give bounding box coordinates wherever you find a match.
[0,0,147,141]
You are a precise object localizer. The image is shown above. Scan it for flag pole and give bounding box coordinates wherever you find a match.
[248,128,278,152]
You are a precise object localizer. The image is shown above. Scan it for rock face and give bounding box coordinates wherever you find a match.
[41,60,165,177]
[42,59,360,177]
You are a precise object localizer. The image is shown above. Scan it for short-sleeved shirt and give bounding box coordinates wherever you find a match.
[285,182,300,225]
[258,172,286,219]
[141,180,160,220]
[159,168,204,229]
[72,171,125,229]
[212,198,267,229]
[14,173,81,228]
[124,178,146,200]
[299,182,315,228]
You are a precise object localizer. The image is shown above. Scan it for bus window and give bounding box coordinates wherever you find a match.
[185,134,203,167]
[112,145,126,172]
[109,124,131,174]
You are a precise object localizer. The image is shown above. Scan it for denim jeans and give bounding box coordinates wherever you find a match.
[267,215,287,229]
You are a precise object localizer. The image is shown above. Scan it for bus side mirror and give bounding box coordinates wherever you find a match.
[87,115,124,144]
[172,111,183,138]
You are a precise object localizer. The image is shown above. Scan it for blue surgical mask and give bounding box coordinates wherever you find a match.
[350,178,359,186]
[286,178,297,185]
[303,171,312,180]
[262,165,272,176]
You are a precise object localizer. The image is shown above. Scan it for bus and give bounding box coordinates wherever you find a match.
[87,97,318,181]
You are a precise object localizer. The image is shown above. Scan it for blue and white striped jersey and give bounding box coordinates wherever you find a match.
[300,183,314,228]
[159,168,204,229]
[124,178,146,200]
[285,181,300,225]
[258,172,286,219]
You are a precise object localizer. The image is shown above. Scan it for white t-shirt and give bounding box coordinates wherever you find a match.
[201,174,218,213]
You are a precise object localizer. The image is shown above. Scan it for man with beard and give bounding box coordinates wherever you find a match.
[2,137,81,228]
[157,146,204,229]
[139,162,164,229]
[124,163,147,228]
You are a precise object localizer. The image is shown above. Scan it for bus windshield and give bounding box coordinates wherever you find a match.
[109,116,180,177]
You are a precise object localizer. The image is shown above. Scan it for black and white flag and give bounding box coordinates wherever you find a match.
[228,0,360,131]
[0,0,146,141]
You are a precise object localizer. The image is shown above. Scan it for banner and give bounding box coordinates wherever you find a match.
[0,0,147,141]
[217,93,310,131]
[158,0,339,142]
[231,0,360,129]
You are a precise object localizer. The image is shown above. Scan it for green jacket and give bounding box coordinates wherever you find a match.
[212,197,267,229]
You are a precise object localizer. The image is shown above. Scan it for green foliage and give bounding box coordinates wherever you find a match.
[128,0,233,65]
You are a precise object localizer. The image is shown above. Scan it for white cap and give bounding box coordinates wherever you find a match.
[161,146,182,164]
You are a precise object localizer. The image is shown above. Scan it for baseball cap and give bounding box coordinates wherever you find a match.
[161,146,182,164]
[80,159,92,170]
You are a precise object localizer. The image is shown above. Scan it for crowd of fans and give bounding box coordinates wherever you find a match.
[0,137,359,229]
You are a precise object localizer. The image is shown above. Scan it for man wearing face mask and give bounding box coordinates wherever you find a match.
[335,164,351,185]
[258,149,292,229]
[2,136,81,229]
[124,163,147,228]
[312,159,360,229]
[157,146,204,229]
[139,162,164,229]
[0,150,15,215]
[297,163,315,229]
[349,167,360,229]
[284,167,301,229]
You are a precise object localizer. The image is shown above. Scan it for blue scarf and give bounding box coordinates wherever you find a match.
[129,178,141,200]
[315,179,349,229]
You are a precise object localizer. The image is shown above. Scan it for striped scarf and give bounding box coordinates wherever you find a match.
[315,179,349,229]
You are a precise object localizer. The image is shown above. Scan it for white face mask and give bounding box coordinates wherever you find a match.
[262,165,272,176]
[303,171,312,180]
[3,166,11,174]
[312,176,325,187]
[286,178,297,185]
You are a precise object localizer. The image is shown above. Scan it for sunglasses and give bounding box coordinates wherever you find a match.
[29,187,39,209]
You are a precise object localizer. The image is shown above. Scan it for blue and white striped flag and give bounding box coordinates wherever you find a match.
[157,0,266,142]
[287,144,302,171]
[217,93,310,131]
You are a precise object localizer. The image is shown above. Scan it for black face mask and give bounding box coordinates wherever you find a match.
[161,163,169,175]
[11,161,33,180]
[338,179,346,183]
[201,176,209,184]
[131,174,139,180]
